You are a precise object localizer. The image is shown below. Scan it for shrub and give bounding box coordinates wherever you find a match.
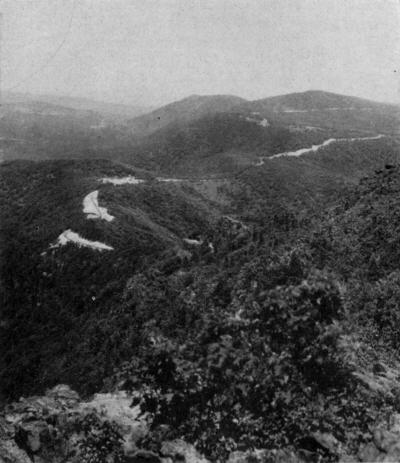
[350,272,400,349]
[116,271,352,460]
[75,413,124,463]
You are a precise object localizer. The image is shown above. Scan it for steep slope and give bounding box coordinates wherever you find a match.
[0,159,217,398]
[97,163,400,462]
[1,134,399,401]
[313,163,400,279]
[129,94,246,136]
[3,90,398,172]
[110,115,400,200]
[3,129,400,461]
[236,135,400,214]
[122,112,313,176]
[109,91,399,178]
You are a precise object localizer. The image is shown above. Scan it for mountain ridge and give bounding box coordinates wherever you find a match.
[129,94,247,136]
[3,91,151,120]
[2,88,400,462]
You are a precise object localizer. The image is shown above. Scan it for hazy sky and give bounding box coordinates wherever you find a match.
[2,0,399,106]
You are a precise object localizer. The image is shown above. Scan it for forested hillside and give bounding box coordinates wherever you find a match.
[0,159,216,397]
[103,91,400,177]
[2,90,400,462]
[2,156,400,461]
[3,91,398,175]
[129,94,246,136]
[101,163,400,461]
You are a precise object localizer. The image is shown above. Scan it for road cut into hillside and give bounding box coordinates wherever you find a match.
[254,134,385,165]
[50,229,114,251]
[83,190,114,221]
[101,176,146,185]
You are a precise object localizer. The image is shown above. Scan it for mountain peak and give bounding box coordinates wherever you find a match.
[130,94,246,136]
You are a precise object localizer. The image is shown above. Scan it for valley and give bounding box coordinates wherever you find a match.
[1,90,400,462]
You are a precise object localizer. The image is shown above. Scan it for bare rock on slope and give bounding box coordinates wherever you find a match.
[0,385,147,462]
[0,385,211,463]
[227,448,304,463]
[161,439,209,463]
[356,414,400,462]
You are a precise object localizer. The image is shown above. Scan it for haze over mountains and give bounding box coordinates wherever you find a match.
[2,89,399,170]
[129,89,400,137]
[2,88,400,462]
[2,91,152,119]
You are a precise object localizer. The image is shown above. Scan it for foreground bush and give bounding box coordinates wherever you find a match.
[115,271,357,460]
[348,272,400,349]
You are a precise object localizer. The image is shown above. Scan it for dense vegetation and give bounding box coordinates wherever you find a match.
[2,156,400,460]
[2,90,400,461]
[4,90,399,177]
[0,160,215,398]
[118,113,335,177]
[105,164,400,460]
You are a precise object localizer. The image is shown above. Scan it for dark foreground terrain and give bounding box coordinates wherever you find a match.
[1,91,400,462]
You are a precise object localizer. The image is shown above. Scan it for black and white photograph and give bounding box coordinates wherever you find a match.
[0,1,399,461]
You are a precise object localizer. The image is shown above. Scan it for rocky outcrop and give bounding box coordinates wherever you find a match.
[0,385,146,462]
[6,382,400,463]
[341,414,400,463]
[79,390,148,458]
[160,440,209,463]
[353,362,400,399]
[0,385,211,463]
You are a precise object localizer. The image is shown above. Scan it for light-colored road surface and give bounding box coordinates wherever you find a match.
[270,134,384,159]
[156,177,183,182]
[254,134,384,165]
[101,176,146,185]
[279,107,373,113]
[51,229,114,251]
[83,190,114,222]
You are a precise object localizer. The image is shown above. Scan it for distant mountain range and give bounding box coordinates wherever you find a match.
[2,91,152,119]
[110,90,399,177]
[241,89,398,112]
[1,89,399,175]
[129,89,400,136]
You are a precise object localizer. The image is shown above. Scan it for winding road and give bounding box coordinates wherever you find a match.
[255,134,385,165]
